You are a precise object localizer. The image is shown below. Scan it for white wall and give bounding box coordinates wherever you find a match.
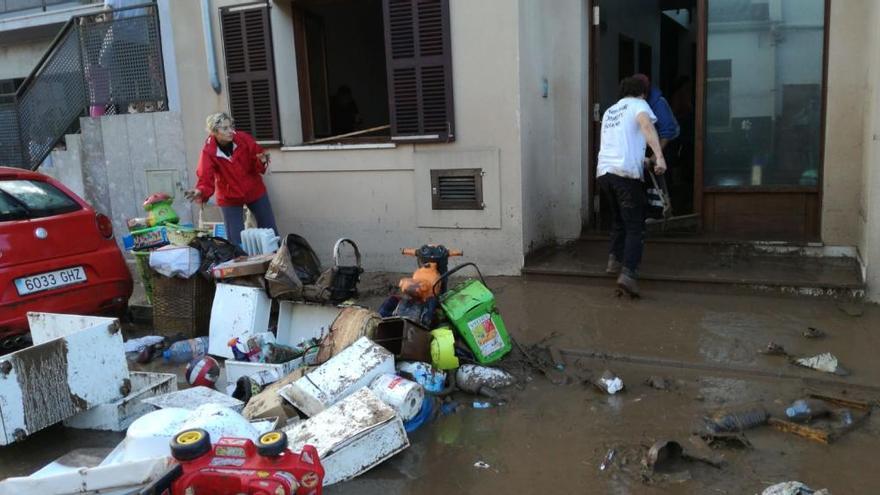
[518,0,587,252]
[169,0,526,275]
[822,0,869,246]
[859,1,880,301]
[0,38,52,80]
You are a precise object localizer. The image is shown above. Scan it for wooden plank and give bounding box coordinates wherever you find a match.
[768,418,831,444]
[305,125,391,145]
[807,392,872,412]
[694,0,707,224]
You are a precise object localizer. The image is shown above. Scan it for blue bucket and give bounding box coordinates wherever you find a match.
[404,397,435,433]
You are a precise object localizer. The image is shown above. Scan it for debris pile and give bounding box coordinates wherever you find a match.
[0,241,520,493]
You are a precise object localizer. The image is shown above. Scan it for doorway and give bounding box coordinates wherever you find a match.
[590,0,698,233]
[589,0,828,242]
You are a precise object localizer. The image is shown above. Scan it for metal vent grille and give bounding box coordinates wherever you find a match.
[431,168,484,210]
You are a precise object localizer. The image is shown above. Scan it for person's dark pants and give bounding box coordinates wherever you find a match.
[220,193,278,248]
[598,173,646,276]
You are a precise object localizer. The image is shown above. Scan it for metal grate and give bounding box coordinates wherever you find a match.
[431,168,484,210]
[0,100,22,167]
[2,3,166,169]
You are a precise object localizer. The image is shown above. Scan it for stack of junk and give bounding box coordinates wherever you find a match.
[0,231,517,493]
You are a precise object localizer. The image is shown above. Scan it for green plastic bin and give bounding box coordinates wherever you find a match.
[132,250,154,304]
[437,263,511,364]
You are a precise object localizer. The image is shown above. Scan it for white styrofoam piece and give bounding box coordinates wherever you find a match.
[26,312,119,345]
[208,283,272,358]
[0,315,129,446]
[283,388,409,486]
[279,337,394,417]
[64,372,177,431]
[225,357,305,386]
[142,386,244,412]
[275,301,341,347]
[101,405,264,466]
[0,456,173,495]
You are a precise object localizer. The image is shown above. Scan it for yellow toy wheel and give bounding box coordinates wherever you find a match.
[257,430,288,457]
[170,428,212,461]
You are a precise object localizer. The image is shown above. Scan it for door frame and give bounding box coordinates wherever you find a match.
[588,0,829,240]
[588,0,704,232]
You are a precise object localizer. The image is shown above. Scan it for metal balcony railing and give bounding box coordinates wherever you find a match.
[0,2,166,170]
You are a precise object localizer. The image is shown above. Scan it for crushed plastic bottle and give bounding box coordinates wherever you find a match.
[704,407,768,433]
[785,399,830,423]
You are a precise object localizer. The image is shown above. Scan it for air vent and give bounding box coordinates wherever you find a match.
[431,168,484,210]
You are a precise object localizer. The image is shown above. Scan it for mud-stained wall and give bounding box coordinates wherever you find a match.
[859,1,880,302]
[821,0,872,247]
[518,0,589,253]
[168,0,525,274]
[0,38,52,80]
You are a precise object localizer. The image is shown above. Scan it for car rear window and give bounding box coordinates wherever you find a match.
[0,180,81,222]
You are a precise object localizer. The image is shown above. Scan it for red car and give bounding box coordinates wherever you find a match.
[0,167,132,344]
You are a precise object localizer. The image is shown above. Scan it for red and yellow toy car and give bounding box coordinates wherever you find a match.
[141,429,324,495]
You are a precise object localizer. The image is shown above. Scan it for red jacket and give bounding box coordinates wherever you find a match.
[195,131,267,206]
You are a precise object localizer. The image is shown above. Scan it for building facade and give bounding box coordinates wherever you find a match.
[3,0,880,300]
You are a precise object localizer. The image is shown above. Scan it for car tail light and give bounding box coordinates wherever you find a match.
[96,213,114,239]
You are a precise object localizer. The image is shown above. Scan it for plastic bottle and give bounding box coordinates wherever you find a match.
[705,407,768,433]
[785,399,830,423]
[162,337,209,363]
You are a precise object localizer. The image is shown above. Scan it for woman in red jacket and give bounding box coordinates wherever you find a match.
[184,112,278,247]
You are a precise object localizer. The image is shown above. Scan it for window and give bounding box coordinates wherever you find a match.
[0,180,81,222]
[220,3,281,142]
[431,169,483,210]
[291,0,455,143]
[704,0,826,187]
[706,60,731,128]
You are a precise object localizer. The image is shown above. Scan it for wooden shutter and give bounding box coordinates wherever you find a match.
[220,3,280,142]
[383,0,455,142]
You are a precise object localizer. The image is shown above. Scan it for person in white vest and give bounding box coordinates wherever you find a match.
[596,77,667,297]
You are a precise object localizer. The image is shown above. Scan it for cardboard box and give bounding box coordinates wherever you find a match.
[374,317,432,362]
[242,368,311,422]
[211,254,275,279]
[123,226,170,251]
[283,388,409,486]
[279,337,394,417]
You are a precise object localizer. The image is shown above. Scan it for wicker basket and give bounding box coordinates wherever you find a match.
[151,272,215,337]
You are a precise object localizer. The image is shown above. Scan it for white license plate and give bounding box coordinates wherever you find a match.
[15,266,87,296]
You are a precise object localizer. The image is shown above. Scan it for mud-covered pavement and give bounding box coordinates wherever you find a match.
[3,276,879,494]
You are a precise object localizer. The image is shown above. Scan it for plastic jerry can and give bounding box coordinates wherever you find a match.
[437,263,511,364]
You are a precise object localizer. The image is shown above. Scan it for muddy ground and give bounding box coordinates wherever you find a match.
[2,275,879,494]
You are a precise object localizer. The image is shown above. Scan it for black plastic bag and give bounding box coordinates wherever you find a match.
[189,236,247,280]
